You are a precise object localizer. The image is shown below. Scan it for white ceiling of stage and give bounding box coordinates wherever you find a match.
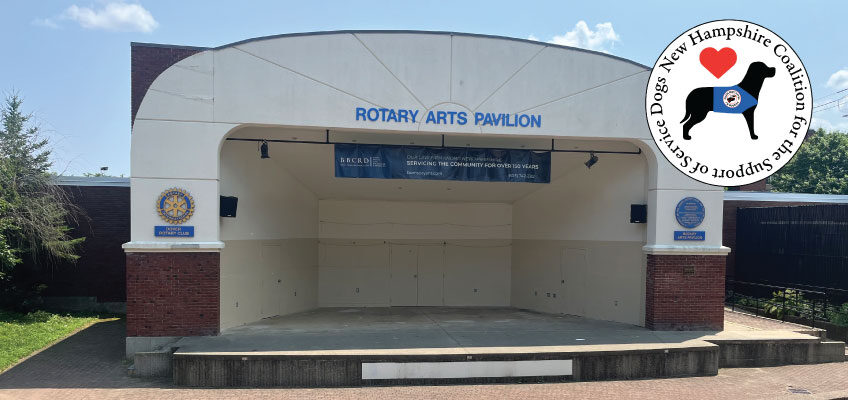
[224,127,642,203]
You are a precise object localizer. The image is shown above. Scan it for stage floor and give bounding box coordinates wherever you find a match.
[173,307,821,355]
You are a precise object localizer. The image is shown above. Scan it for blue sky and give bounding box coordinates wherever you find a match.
[2,1,846,176]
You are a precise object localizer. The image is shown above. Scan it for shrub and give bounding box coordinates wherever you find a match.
[832,303,848,327]
[764,289,810,319]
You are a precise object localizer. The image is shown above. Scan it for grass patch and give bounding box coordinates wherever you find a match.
[0,309,117,372]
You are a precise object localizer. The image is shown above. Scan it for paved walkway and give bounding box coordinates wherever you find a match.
[724,307,820,331]
[0,312,846,399]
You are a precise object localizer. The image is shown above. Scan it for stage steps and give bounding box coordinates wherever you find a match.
[707,337,846,368]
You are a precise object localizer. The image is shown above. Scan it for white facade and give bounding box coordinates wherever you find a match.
[127,31,729,330]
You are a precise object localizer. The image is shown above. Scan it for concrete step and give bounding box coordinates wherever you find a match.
[706,337,847,368]
[132,346,177,377]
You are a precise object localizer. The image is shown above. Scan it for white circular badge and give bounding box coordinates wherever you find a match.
[645,20,812,186]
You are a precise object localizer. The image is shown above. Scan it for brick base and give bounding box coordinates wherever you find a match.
[126,252,220,337]
[645,254,725,331]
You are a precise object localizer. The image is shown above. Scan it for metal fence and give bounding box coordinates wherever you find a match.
[735,204,848,303]
[725,280,832,327]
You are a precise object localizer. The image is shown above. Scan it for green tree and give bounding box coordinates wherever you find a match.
[0,94,83,281]
[0,158,20,272]
[770,128,848,194]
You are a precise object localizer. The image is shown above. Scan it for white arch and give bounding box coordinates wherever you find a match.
[126,31,726,254]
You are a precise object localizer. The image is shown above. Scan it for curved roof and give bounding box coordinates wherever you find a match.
[132,30,651,138]
[204,30,649,70]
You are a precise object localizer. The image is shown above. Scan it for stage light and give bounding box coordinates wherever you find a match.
[585,152,598,169]
[260,140,270,159]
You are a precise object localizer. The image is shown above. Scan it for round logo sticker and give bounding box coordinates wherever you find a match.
[645,20,812,186]
[722,89,741,108]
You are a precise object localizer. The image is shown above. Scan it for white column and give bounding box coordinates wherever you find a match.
[639,139,730,256]
[123,120,237,252]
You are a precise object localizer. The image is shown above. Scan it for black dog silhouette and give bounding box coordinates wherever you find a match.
[680,62,776,140]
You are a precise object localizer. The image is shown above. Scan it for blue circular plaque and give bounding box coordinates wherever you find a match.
[675,197,705,229]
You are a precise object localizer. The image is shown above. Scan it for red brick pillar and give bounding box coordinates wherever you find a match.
[126,252,220,337]
[645,254,726,331]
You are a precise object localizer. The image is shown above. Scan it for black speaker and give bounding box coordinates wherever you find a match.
[220,196,238,218]
[630,204,647,223]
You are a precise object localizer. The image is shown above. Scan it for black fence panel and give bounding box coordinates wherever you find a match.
[735,204,848,302]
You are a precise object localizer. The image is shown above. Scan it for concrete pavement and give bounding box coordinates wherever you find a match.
[0,311,845,399]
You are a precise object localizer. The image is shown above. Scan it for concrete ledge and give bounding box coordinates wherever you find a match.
[172,344,720,387]
[167,335,845,387]
[575,345,718,381]
[122,241,225,252]
[642,244,731,255]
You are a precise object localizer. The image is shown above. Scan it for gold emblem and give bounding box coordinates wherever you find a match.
[156,188,195,224]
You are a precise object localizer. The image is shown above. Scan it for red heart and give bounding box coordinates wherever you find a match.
[699,47,737,79]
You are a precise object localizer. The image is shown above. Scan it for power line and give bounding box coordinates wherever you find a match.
[815,87,848,102]
[813,96,847,114]
[813,97,844,109]
[813,103,841,113]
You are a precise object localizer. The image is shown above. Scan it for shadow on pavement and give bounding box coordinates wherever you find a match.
[0,319,171,389]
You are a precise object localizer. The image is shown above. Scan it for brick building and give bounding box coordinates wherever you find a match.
[18,176,129,313]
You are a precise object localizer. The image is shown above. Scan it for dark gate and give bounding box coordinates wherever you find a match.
[735,204,848,301]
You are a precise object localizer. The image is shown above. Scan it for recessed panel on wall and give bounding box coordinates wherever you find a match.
[319,242,390,306]
[390,245,418,306]
[560,248,587,317]
[260,244,282,317]
[417,245,445,306]
[444,244,510,306]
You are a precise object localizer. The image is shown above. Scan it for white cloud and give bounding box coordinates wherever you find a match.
[529,21,620,53]
[826,68,848,90]
[35,2,158,33]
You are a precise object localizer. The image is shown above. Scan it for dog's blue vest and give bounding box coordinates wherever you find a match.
[713,86,757,114]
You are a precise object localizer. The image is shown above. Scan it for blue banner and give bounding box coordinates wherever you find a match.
[335,143,551,183]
